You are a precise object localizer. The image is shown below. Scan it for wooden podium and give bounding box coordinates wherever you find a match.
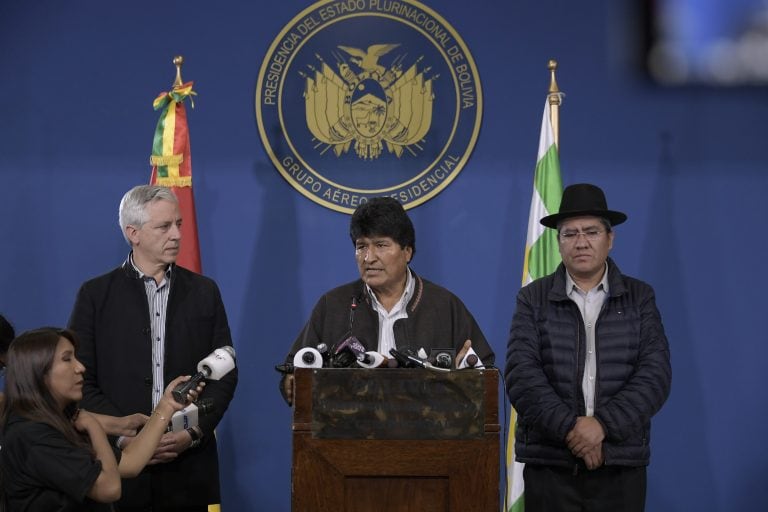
[291,368,500,511]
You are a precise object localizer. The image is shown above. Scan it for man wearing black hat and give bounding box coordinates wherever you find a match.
[505,183,671,512]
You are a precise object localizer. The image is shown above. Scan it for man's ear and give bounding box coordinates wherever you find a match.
[125,226,140,246]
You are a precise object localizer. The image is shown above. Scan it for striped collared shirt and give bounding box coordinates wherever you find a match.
[128,253,172,409]
[566,263,609,417]
[366,268,415,356]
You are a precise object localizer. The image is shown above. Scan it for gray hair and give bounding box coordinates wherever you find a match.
[118,185,178,245]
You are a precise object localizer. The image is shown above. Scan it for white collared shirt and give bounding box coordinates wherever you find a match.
[129,253,172,409]
[366,268,415,356]
[566,264,609,417]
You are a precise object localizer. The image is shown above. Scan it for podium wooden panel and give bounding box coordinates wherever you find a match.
[291,368,500,511]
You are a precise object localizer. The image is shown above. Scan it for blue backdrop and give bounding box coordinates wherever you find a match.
[1,1,766,510]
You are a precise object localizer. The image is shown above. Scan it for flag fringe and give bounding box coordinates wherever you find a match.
[154,176,192,188]
[151,154,184,166]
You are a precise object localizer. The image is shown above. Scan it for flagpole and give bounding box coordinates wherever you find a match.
[173,55,184,88]
[149,56,202,273]
[547,59,561,150]
[506,60,567,512]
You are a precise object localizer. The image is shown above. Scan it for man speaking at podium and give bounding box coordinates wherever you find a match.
[280,197,494,405]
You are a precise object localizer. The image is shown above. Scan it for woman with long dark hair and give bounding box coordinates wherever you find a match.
[0,327,199,511]
[0,313,15,412]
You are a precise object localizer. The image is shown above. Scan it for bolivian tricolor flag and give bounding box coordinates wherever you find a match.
[149,81,202,273]
[149,81,219,512]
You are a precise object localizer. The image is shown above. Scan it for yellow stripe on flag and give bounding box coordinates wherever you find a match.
[162,103,180,179]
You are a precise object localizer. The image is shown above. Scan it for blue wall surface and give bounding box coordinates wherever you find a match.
[1,1,766,510]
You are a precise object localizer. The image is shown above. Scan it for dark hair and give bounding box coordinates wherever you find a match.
[556,216,613,234]
[349,197,416,258]
[0,327,87,448]
[0,313,14,356]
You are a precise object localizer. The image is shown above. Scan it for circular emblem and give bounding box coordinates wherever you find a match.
[256,0,482,213]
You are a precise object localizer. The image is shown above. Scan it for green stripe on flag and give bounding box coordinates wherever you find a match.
[506,98,563,512]
[527,227,560,280]
[152,106,171,178]
[509,497,525,512]
[534,144,562,220]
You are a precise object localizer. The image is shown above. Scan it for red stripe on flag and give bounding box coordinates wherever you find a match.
[173,185,202,273]
[173,102,191,178]
[150,91,201,273]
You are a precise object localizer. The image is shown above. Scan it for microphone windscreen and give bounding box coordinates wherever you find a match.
[357,351,386,368]
[293,347,323,369]
[199,346,237,379]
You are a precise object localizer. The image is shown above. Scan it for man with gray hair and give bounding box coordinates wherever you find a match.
[69,185,237,511]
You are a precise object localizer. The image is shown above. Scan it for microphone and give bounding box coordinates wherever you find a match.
[333,336,381,367]
[348,296,358,332]
[388,348,426,368]
[456,348,483,369]
[170,398,214,432]
[389,348,451,372]
[172,346,236,404]
[293,346,323,369]
[332,336,387,368]
[315,342,331,365]
[335,336,366,358]
[429,348,456,369]
[325,297,361,368]
[357,350,387,368]
[276,342,330,373]
[330,295,359,356]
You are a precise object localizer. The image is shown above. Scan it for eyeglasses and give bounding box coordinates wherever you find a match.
[558,229,605,243]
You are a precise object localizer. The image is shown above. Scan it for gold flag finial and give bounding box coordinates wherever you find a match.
[547,59,560,100]
[173,56,184,88]
[547,59,562,149]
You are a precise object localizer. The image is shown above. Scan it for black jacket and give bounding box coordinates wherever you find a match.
[286,271,495,367]
[68,260,237,508]
[505,258,671,467]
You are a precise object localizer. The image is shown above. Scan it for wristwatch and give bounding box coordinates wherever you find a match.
[186,427,202,448]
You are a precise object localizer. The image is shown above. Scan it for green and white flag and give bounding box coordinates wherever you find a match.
[505,99,563,512]
[521,99,563,285]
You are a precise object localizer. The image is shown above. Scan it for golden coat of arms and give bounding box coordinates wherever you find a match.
[255,0,482,213]
[304,43,434,161]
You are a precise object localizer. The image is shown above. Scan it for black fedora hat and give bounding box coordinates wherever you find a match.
[540,183,627,229]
